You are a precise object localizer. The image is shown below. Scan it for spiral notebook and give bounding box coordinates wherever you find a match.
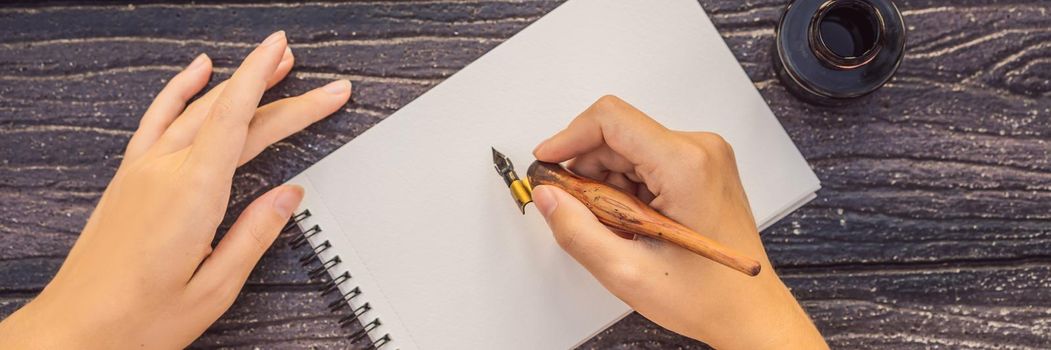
[283,0,821,348]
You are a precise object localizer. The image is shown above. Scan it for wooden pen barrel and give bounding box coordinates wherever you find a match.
[526,161,761,276]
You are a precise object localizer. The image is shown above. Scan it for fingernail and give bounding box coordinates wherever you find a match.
[533,138,550,156]
[261,30,286,46]
[274,185,304,217]
[322,79,351,94]
[532,186,559,218]
[281,47,293,62]
[186,53,208,70]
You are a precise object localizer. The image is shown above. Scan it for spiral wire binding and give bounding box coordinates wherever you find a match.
[284,209,391,349]
[290,224,322,249]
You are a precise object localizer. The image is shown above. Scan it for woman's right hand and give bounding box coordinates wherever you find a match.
[531,95,828,349]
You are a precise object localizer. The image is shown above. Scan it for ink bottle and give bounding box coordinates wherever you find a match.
[773,0,906,105]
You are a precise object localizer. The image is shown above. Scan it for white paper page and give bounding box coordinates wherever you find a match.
[289,0,821,348]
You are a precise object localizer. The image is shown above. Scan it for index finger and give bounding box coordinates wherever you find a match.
[532,95,677,166]
[186,31,288,178]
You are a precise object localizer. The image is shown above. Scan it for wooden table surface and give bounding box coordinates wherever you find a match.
[1,0,1048,349]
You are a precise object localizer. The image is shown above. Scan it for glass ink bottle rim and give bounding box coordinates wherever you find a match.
[774,0,906,105]
[810,0,885,69]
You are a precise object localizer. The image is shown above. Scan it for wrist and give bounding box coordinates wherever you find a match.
[753,279,827,350]
[694,270,826,350]
[0,299,58,348]
[1,291,99,349]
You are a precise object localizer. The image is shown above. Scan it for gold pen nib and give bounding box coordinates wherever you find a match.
[491,147,533,214]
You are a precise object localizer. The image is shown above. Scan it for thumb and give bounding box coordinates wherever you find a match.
[532,185,636,276]
[188,184,304,305]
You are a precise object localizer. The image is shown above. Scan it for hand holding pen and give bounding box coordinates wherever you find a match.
[520,95,828,350]
[492,153,762,276]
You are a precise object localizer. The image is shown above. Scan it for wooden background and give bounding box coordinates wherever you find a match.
[1,0,1048,348]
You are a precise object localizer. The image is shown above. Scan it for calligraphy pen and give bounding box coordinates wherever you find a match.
[491,147,761,277]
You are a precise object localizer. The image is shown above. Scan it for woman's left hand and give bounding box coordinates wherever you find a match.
[0,30,351,349]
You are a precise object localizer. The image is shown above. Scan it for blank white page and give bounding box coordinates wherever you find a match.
[288,0,821,348]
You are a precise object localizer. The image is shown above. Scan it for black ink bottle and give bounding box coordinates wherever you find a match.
[774,0,906,105]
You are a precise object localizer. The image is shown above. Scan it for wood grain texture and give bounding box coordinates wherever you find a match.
[526,160,762,276]
[0,0,1048,349]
